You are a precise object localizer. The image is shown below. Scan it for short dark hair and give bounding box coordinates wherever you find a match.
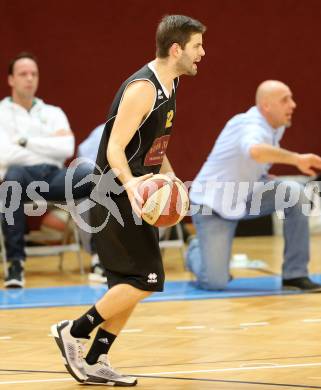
[156,15,206,58]
[8,52,38,75]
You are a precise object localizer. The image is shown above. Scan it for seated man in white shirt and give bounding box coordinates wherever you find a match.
[187,80,321,292]
[0,52,92,288]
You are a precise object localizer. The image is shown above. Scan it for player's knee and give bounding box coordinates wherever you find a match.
[141,290,153,299]
[131,286,153,301]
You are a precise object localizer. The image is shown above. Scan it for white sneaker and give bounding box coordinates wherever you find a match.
[84,354,137,386]
[88,254,107,284]
[51,320,88,383]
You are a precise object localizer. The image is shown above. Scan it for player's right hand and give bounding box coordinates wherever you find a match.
[124,173,153,217]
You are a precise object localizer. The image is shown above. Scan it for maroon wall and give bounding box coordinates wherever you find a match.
[2,0,321,181]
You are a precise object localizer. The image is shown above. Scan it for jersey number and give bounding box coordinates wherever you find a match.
[165,110,174,128]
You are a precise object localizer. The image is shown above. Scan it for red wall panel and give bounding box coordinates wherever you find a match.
[2,0,321,181]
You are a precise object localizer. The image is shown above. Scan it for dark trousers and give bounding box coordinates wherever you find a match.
[2,163,93,262]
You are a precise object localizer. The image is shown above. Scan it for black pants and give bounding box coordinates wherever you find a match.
[2,163,93,262]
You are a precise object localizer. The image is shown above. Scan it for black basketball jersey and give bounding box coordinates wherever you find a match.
[94,63,178,181]
[91,63,178,288]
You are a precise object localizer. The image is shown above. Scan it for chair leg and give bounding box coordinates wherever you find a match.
[0,217,8,278]
[76,250,84,275]
[70,218,84,275]
[175,224,187,269]
[58,253,64,271]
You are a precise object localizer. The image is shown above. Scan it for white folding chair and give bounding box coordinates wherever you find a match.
[0,200,84,276]
[159,223,186,265]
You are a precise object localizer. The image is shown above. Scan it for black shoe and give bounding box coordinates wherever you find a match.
[282,277,321,292]
[4,260,25,288]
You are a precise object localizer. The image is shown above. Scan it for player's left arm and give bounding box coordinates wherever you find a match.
[160,155,183,183]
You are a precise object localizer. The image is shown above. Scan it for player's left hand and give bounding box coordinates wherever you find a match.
[164,171,183,184]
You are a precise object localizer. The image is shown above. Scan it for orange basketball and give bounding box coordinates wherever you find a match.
[137,174,189,227]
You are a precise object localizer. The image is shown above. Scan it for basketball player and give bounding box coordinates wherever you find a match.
[51,15,206,386]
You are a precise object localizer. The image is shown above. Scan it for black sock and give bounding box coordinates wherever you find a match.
[85,328,117,365]
[71,305,104,338]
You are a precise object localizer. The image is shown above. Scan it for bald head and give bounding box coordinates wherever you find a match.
[256,80,290,106]
[255,80,296,128]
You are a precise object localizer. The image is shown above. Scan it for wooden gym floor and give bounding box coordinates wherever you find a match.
[1,234,321,389]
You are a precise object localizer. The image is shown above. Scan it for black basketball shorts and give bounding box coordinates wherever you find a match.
[92,195,165,292]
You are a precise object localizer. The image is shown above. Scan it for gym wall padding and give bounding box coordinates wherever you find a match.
[2,0,321,182]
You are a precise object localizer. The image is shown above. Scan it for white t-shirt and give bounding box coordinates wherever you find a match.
[0,97,75,179]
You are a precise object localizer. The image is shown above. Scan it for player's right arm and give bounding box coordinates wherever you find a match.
[107,80,156,215]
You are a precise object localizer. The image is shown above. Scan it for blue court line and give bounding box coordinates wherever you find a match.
[1,275,321,310]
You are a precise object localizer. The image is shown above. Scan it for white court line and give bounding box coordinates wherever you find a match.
[240,322,269,327]
[0,337,12,340]
[176,326,206,330]
[240,363,277,368]
[121,329,143,333]
[0,378,73,385]
[303,319,321,323]
[2,361,321,385]
[142,361,321,376]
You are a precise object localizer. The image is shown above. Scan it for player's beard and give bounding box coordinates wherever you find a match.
[176,53,197,76]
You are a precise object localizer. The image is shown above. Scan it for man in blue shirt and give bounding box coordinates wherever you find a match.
[78,124,105,165]
[187,80,321,291]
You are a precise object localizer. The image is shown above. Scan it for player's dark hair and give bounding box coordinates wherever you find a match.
[156,15,206,58]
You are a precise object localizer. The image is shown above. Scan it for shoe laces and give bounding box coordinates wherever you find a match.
[97,356,120,375]
[75,338,87,361]
[10,261,24,272]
